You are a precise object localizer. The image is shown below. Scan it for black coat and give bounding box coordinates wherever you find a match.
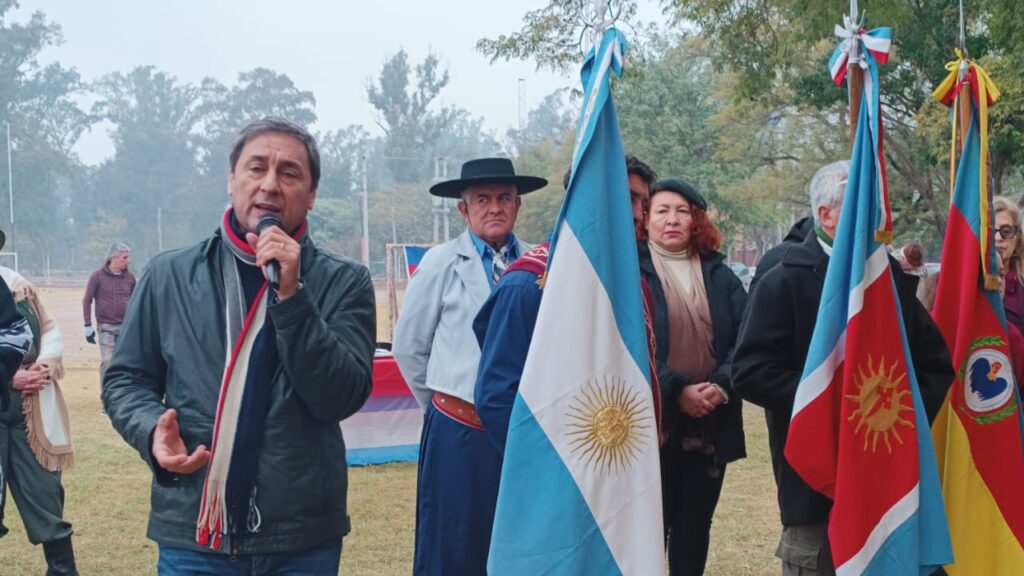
[749,216,814,294]
[0,278,29,412]
[732,232,953,526]
[640,247,748,465]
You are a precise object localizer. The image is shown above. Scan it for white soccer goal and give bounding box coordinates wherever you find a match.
[0,252,18,272]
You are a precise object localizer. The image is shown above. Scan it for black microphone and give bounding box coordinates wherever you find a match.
[257,214,282,289]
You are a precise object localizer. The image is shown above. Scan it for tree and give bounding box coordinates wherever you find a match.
[188,68,319,227]
[0,3,89,270]
[308,196,360,258]
[513,136,575,243]
[666,0,1024,245]
[194,67,317,171]
[318,125,371,199]
[476,0,652,73]
[506,88,574,155]
[88,66,200,261]
[366,50,461,183]
[487,0,1024,248]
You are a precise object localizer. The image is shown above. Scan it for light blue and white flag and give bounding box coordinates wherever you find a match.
[487,27,664,576]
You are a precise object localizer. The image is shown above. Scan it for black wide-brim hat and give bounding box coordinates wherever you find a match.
[429,157,548,199]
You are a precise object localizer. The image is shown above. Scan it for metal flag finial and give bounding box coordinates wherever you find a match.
[589,1,618,48]
[959,0,967,56]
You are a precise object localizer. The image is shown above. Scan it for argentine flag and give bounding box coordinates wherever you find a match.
[487,28,664,575]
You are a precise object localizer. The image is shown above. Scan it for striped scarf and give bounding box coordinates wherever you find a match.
[195,210,304,550]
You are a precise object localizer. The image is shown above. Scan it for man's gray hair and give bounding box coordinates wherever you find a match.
[107,242,130,259]
[810,160,850,225]
[229,117,321,188]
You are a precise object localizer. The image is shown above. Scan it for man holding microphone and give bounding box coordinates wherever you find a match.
[104,117,376,575]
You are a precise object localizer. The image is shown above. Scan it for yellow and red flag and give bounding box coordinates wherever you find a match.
[931,52,1024,575]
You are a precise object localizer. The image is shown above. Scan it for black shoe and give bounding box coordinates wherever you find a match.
[43,536,79,576]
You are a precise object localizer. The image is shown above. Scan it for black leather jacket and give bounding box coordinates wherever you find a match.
[104,229,375,554]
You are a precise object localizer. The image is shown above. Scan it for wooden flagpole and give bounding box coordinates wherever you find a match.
[847,0,863,144]
[957,0,972,151]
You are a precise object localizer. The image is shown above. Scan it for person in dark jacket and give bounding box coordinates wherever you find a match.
[103,118,376,575]
[1,265,79,576]
[0,235,37,567]
[640,178,747,576]
[749,217,814,294]
[732,161,953,576]
[994,196,1024,335]
[0,230,30,413]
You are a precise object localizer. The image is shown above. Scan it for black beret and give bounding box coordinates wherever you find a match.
[652,178,706,211]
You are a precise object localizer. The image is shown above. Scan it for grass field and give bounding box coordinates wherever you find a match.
[2,285,781,575]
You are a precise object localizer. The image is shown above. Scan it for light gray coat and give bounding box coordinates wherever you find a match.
[393,229,530,408]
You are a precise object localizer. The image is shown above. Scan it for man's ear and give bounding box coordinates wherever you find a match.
[816,204,830,224]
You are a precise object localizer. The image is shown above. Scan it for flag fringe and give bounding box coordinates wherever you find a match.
[874,230,893,244]
[984,274,1002,291]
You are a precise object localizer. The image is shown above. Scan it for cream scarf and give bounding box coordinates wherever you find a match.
[0,267,73,471]
[648,242,716,381]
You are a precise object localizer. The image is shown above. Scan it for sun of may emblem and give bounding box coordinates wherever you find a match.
[845,355,915,453]
[565,375,651,474]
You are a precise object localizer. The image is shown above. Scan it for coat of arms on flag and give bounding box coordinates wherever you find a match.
[783,11,952,575]
[930,49,1024,575]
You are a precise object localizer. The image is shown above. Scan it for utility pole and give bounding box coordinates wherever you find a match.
[432,157,450,243]
[439,158,451,242]
[361,154,370,265]
[517,78,526,160]
[157,206,163,252]
[391,205,398,244]
[6,121,13,251]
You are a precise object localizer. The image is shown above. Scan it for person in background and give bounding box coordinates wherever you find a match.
[392,157,544,576]
[103,117,375,575]
[642,178,747,575]
[0,259,78,575]
[749,217,814,295]
[82,242,136,392]
[733,160,953,576]
[892,241,929,304]
[994,196,1024,335]
[990,251,1024,389]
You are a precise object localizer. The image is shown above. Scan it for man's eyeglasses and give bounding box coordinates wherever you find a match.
[997,225,1020,240]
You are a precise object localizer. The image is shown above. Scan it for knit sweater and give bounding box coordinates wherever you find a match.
[82,265,136,325]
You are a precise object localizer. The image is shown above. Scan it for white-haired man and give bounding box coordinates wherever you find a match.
[83,242,135,390]
[732,160,953,576]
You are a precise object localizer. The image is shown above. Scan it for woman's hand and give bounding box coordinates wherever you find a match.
[678,383,715,418]
[12,363,50,396]
[699,382,728,407]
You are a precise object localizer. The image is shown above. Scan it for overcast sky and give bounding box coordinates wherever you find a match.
[14,0,594,165]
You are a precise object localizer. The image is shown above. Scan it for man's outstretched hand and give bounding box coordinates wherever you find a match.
[151,409,210,474]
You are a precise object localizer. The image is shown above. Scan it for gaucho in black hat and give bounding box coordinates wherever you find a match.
[393,157,546,575]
